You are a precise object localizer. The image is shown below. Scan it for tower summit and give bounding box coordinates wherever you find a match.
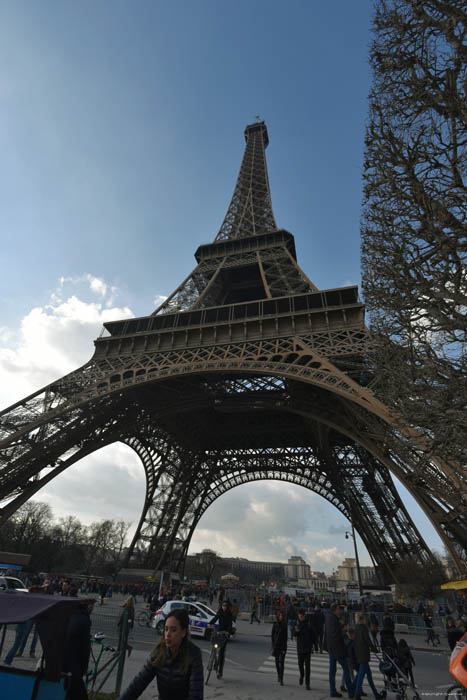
[216,120,277,241]
[153,121,316,314]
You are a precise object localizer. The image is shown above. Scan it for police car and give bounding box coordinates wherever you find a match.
[151,600,236,639]
[0,576,28,593]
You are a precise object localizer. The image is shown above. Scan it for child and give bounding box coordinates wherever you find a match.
[396,637,415,687]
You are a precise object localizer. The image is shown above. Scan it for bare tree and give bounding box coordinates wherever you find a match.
[361,0,467,466]
[5,501,53,552]
[83,518,131,576]
[107,520,131,579]
[394,552,447,600]
[196,549,221,587]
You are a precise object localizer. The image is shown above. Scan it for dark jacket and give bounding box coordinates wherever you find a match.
[396,643,415,671]
[118,640,203,700]
[354,623,377,664]
[311,609,324,633]
[380,627,398,656]
[324,612,346,657]
[447,626,463,651]
[347,638,358,672]
[210,607,233,634]
[271,621,288,655]
[295,617,315,654]
[62,609,91,677]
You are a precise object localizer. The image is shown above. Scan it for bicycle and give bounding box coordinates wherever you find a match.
[444,684,467,700]
[205,630,229,685]
[86,632,118,692]
[137,610,153,627]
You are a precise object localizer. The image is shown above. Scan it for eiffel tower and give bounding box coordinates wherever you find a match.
[1,121,465,580]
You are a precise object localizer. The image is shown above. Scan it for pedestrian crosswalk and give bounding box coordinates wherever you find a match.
[257,647,385,688]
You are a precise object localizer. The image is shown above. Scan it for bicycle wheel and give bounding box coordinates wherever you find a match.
[205,646,217,685]
[445,685,467,700]
[137,611,150,627]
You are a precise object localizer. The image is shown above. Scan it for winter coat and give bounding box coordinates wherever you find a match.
[347,638,358,672]
[311,609,325,633]
[354,623,377,664]
[396,644,415,672]
[447,626,463,651]
[210,608,233,634]
[62,610,91,678]
[271,621,288,655]
[117,641,203,700]
[324,612,346,658]
[295,617,316,654]
[380,628,398,656]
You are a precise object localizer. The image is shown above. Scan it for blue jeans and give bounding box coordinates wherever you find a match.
[4,621,33,665]
[329,653,354,695]
[289,619,296,640]
[355,661,378,698]
[341,657,355,688]
[19,623,38,655]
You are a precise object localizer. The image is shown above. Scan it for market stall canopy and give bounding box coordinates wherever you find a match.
[0,593,95,681]
[440,579,467,591]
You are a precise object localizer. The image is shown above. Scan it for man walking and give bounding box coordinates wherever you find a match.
[311,605,325,652]
[294,609,315,690]
[324,602,354,698]
[250,596,261,624]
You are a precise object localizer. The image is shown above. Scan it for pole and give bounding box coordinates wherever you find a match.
[158,570,164,599]
[351,521,364,608]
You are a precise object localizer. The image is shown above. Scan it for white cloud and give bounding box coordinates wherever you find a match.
[37,443,145,527]
[189,481,362,574]
[153,294,168,308]
[87,274,108,297]
[0,275,133,407]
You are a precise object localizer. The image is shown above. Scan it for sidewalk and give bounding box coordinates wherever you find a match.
[121,647,332,700]
[119,619,450,700]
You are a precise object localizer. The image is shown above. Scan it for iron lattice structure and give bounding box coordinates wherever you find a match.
[0,121,466,580]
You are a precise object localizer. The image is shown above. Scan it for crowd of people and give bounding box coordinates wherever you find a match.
[3,570,466,700]
[115,590,466,700]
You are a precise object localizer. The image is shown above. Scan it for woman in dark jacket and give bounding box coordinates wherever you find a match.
[353,614,383,700]
[118,608,203,700]
[271,609,288,685]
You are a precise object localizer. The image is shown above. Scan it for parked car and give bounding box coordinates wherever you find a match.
[0,576,28,593]
[151,600,236,639]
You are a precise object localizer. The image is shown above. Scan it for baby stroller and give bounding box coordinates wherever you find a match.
[377,644,420,700]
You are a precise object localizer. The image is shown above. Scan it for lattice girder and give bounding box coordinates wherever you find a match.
[128,439,432,581]
[216,121,277,241]
[0,353,465,572]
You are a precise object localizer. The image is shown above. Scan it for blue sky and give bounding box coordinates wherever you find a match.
[0,1,446,573]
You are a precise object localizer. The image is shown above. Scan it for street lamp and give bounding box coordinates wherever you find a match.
[345,522,364,608]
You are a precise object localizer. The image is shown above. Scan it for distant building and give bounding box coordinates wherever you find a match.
[186,552,338,591]
[286,556,311,580]
[333,557,376,591]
